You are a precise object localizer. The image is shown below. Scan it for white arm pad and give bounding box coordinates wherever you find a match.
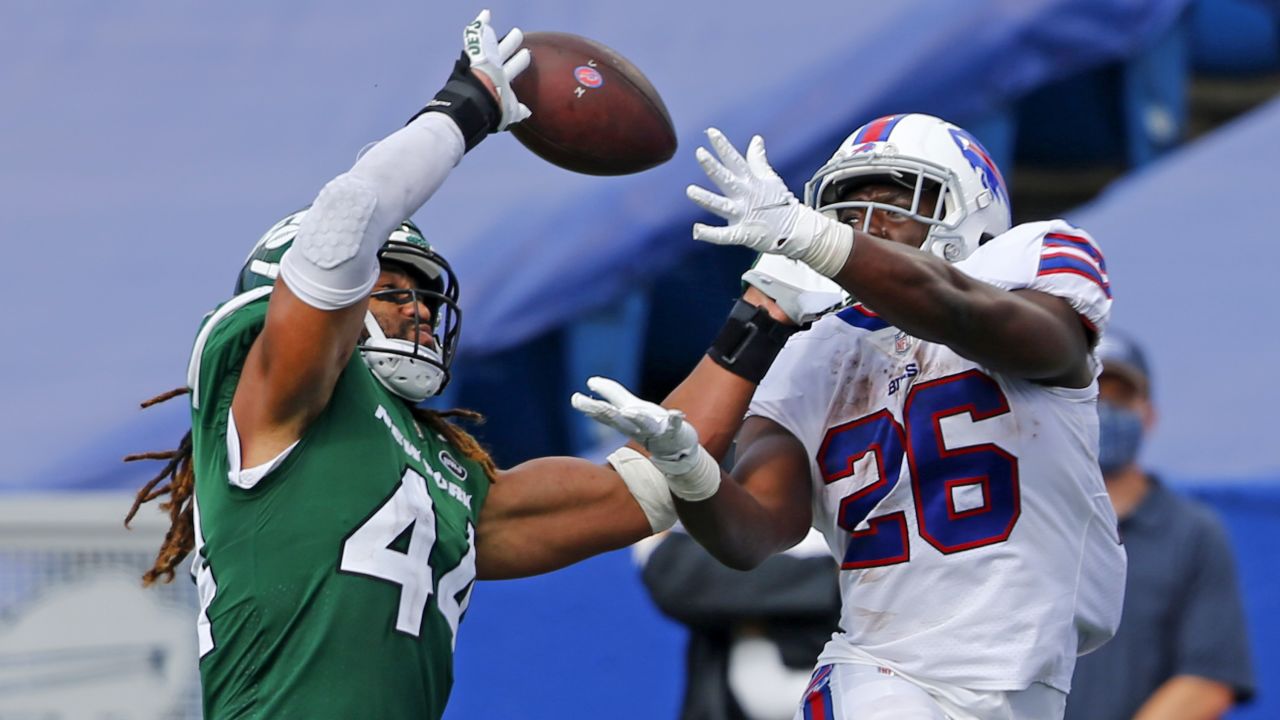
[280,112,466,310]
[742,255,849,325]
[607,447,677,533]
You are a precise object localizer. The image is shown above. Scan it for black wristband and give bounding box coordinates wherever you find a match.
[408,51,501,152]
[707,299,799,383]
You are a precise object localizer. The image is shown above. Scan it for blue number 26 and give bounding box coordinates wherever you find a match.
[817,370,1020,569]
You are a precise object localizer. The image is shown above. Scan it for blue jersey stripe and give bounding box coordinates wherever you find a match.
[1038,256,1112,298]
[1044,233,1107,270]
[837,305,891,332]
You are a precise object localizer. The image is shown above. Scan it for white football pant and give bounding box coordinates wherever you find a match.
[793,664,1066,720]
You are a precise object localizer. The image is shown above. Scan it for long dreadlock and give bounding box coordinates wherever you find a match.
[123,388,194,586]
[125,388,499,586]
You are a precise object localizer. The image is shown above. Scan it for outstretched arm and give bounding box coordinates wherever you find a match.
[563,258,829,570]
[658,285,796,461]
[574,372,814,571]
[686,128,1091,388]
[475,457,653,580]
[476,278,811,580]
[233,12,530,468]
[475,408,813,579]
[674,415,813,570]
[829,236,1091,386]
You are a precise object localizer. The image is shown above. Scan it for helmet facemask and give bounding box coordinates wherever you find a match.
[359,239,462,403]
[235,213,463,403]
[805,115,1012,264]
[806,153,976,261]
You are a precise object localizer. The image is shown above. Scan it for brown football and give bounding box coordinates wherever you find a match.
[509,32,676,176]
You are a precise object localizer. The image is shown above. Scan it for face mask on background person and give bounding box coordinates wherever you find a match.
[1098,399,1144,475]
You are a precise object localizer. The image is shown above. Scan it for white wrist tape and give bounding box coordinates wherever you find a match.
[793,207,855,278]
[280,112,466,311]
[651,444,722,502]
[607,447,676,533]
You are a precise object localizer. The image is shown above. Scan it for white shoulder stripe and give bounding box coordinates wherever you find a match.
[187,286,274,410]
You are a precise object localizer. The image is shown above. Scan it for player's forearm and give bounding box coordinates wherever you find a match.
[1133,676,1235,720]
[475,457,652,579]
[661,288,799,460]
[832,232,985,344]
[661,356,756,461]
[675,480,795,571]
[832,235,1083,379]
[347,113,466,237]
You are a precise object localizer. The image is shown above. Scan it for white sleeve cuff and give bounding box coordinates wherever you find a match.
[607,447,677,533]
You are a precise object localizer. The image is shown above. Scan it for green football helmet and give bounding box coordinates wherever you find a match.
[236,209,462,401]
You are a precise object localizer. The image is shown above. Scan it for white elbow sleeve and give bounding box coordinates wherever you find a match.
[279,112,468,311]
[607,447,677,533]
[279,173,383,310]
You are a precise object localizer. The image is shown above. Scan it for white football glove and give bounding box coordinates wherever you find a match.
[686,128,854,277]
[463,9,531,130]
[572,377,722,501]
[741,254,850,326]
[571,377,698,468]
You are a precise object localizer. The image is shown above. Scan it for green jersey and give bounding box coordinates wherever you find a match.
[187,293,490,719]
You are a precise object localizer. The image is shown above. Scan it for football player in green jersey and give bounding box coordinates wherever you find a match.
[123,11,704,719]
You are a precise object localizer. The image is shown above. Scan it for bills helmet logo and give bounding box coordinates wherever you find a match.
[574,66,604,88]
[947,128,1007,206]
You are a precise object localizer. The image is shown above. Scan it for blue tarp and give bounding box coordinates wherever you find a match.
[1066,95,1280,480]
[1,0,1190,486]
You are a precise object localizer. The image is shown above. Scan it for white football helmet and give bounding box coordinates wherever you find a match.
[237,212,461,403]
[804,113,1011,262]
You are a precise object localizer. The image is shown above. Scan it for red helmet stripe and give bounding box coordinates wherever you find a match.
[854,114,905,143]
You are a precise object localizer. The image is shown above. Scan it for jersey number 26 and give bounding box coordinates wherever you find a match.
[817,370,1020,569]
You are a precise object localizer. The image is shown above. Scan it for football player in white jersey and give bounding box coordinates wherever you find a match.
[574,114,1126,720]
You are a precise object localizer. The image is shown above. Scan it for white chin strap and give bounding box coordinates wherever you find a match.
[360,313,445,402]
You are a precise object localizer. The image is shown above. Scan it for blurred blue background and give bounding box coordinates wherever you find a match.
[1,0,1277,717]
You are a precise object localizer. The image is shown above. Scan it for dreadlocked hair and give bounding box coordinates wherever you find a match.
[411,406,499,483]
[122,389,498,587]
[123,387,196,586]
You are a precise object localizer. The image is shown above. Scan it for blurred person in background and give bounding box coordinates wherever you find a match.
[1064,332,1254,720]
[638,525,839,720]
[574,114,1127,720]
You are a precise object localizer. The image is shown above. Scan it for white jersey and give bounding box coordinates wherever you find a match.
[749,220,1126,694]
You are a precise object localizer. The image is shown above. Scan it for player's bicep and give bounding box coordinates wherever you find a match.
[951,285,1092,387]
[233,279,368,454]
[475,456,652,580]
[731,415,814,549]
